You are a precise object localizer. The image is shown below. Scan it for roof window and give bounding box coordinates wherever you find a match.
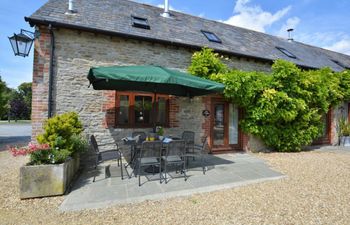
[331,59,350,69]
[201,30,222,43]
[276,47,297,59]
[131,16,150,30]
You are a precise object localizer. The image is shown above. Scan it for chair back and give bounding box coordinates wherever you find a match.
[166,140,186,157]
[90,135,99,153]
[182,131,195,146]
[140,141,163,159]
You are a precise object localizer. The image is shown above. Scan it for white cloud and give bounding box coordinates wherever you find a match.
[223,0,291,32]
[277,17,300,38]
[324,38,350,55]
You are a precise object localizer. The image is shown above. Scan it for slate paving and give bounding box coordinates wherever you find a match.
[60,153,285,211]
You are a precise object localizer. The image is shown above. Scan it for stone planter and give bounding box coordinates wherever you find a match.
[340,136,350,146]
[19,156,79,199]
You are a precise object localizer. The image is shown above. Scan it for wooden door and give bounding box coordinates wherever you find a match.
[210,98,241,152]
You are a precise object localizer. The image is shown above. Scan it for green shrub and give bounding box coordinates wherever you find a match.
[188,47,228,79]
[338,117,350,136]
[37,112,83,151]
[189,48,350,151]
[35,112,87,164]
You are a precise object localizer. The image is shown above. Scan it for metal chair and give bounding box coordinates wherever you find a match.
[162,140,187,183]
[184,136,208,174]
[182,131,195,158]
[90,135,123,182]
[137,141,163,186]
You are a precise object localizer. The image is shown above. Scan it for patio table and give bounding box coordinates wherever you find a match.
[122,136,182,176]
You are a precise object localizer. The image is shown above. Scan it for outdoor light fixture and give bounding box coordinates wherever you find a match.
[8,29,39,57]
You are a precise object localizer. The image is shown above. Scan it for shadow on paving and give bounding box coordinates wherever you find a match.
[61,153,285,211]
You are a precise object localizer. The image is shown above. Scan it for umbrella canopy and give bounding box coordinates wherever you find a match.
[87,65,224,97]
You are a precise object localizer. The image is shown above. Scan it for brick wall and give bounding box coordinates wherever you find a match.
[31,26,51,141]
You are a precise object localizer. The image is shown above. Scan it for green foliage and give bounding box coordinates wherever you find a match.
[36,112,87,163]
[339,70,350,101]
[338,117,350,136]
[192,48,350,151]
[29,148,52,165]
[188,47,228,79]
[1,81,32,120]
[156,126,164,136]
[18,82,32,115]
[37,112,83,149]
[0,76,10,118]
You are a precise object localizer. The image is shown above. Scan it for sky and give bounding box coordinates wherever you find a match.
[0,0,350,88]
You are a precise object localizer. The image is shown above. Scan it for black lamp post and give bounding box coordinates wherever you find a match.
[8,29,39,57]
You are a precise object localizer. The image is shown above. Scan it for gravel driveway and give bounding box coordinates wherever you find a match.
[0,149,349,225]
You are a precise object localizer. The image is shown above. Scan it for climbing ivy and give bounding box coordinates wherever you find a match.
[189,48,350,151]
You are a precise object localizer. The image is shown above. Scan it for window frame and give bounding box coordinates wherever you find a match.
[276,46,297,59]
[201,30,222,43]
[131,15,151,30]
[115,91,169,128]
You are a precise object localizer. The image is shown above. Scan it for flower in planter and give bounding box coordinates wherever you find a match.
[9,143,50,157]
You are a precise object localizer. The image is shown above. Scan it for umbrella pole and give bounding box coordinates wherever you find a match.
[153,91,157,133]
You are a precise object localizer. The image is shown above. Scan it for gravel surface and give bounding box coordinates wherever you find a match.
[0,150,349,225]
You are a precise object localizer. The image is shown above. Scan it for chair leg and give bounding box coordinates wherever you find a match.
[120,157,124,180]
[138,161,141,186]
[201,155,206,175]
[93,156,98,182]
[183,162,187,181]
[159,163,162,184]
[164,161,168,184]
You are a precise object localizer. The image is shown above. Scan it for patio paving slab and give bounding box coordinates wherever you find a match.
[60,153,285,211]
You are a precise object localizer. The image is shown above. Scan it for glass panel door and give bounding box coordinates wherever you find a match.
[213,103,225,146]
[229,104,239,144]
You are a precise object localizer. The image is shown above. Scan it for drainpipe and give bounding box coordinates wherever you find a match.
[48,24,55,118]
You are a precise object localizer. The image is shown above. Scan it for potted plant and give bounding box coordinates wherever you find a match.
[156,126,164,140]
[9,112,87,199]
[338,117,350,146]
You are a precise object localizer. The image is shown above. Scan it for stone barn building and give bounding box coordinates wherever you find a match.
[25,0,350,152]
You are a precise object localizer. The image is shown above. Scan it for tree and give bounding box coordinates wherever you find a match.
[9,91,29,121]
[18,82,32,118]
[0,76,10,119]
[188,47,228,79]
[5,82,32,121]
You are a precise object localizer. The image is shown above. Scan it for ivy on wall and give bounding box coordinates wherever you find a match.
[189,47,350,151]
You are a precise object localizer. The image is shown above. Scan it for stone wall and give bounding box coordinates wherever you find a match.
[32,27,273,151]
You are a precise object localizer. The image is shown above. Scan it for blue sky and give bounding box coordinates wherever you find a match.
[1,0,350,88]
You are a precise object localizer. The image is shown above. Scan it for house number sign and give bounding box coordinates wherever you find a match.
[202,110,210,117]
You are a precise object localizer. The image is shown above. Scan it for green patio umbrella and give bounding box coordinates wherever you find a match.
[87,65,224,97]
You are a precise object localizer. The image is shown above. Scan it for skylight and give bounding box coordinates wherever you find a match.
[131,16,150,30]
[201,30,222,43]
[276,47,297,59]
[331,59,350,69]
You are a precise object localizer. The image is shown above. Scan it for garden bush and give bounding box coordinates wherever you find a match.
[189,48,350,151]
[10,112,87,165]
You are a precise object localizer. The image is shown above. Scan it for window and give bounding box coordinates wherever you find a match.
[116,92,169,127]
[276,46,297,59]
[201,30,222,43]
[131,16,150,29]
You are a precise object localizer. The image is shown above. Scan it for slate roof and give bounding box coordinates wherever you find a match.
[25,0,350,71]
